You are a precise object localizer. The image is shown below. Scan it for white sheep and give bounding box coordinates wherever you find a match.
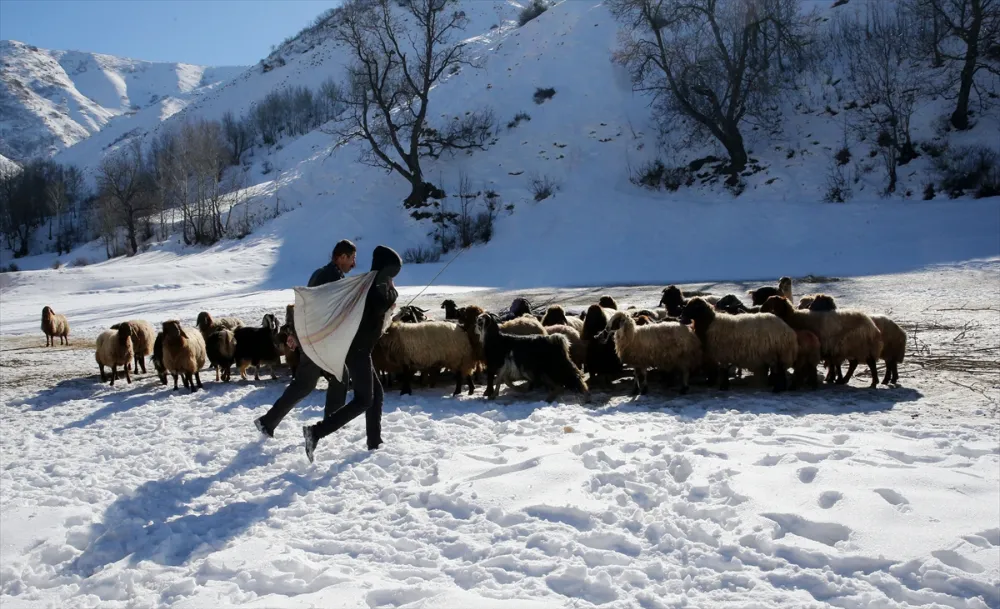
[598,311,702,395]
[680,297,798,392]
[95,324,135,386]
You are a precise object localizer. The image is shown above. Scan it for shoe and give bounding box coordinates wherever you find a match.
[303,426,317,463]
[254,417,273,439]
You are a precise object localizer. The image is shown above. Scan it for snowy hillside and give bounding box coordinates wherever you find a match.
[0,39,245,162]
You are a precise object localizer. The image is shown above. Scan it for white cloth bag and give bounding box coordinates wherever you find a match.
[293,271,378,382]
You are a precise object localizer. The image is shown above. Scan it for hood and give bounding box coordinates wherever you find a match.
[370,245,402,278]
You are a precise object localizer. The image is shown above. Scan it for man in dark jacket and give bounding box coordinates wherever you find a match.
[302,244,401,462]
[254,239,357,438]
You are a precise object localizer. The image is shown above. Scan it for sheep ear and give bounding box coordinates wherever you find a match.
[179,328,188,339]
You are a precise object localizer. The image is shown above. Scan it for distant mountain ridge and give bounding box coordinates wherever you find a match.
[0,39,246,163]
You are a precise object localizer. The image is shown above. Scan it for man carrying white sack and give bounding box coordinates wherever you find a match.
[295,244,402,462]
[253,239,357,439]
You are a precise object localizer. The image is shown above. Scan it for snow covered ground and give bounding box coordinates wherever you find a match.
[2,258,998,609]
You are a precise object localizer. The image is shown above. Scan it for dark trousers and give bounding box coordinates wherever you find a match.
[312,350,383,448]
[258,352,347,434]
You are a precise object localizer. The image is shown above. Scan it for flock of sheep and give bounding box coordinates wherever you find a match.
[38,276,907,404]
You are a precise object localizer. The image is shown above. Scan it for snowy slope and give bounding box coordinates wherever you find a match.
[0,39,245,162]
[0,152,18,174]
[1,259,998,609]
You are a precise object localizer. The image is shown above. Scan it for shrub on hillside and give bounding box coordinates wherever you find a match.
[934,145,1000,198]
[529,174,558,201]
[403,246,441,264]
[70,256,90,268]
[1,263,19,273]
[835,147,851,166]
[823,164,852,203]
[518,0,548,26]
[533,87,556,104]
[507,111,531,130]
[51,259,63,270]
[631,159,689,191]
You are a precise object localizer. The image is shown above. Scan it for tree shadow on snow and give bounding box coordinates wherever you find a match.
[63,442,363,577]
[25,373,166,413]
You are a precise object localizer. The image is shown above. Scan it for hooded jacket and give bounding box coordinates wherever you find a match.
[348,245,402,356]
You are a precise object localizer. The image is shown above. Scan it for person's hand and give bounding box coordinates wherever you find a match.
[286,334,299,351]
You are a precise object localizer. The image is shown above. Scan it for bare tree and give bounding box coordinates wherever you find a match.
[923,0,1000,130]
[221,110,254,164]
[96,140,152,255]
[607,0,808,175]
[325,0,496,211]
[833,1,924,193]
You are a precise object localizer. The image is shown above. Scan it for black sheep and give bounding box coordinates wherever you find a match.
[475,313,589,403]
[581,304,624,389]
[233,313,282,381]
[714,294,751,315]
[151,332,167,385]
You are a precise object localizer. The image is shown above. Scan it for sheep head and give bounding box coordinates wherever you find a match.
[42,306,54,321]
[261,313,279,334]
[116,321,134,344]
[196,312,213,332]
[808,294,837,312]
[797,296,816,310]
[582,304,609,340]
[660,286,684,315]
[596,311,631,343]
[541,306,568,327]
[679,297,714,328]
[598,295,618,310]
[163,320,186,339]
[760,295,794,318]
[474,312,501,345]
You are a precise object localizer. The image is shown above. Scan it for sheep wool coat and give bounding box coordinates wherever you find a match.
[293,246,401,382]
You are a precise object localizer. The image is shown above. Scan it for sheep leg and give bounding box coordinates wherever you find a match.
[172,373,180,390]
[772,362,787,393]
[399,368,413,396]
[891,361,899,384]
[239,361,249,380]
[215,365,221,382]
[109,364,117,387]
[195,371,203,389]
[466,374,475,396]
[839,360,858,384]
[679,368,690,395]
[865,357,878,389]
[485,370,497,399]
[719,366,731,391]
[881,362,892,385]
[253,360,261,381]
[98,363,106,382]
[125,363,132,384]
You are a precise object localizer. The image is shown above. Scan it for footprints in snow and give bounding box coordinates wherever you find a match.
[818,491,842,509]
[797,466,819,483]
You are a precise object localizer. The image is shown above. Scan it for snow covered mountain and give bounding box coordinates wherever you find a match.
[0,39,246,163]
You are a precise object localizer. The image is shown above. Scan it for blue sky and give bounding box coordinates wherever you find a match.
[0,0,341,66]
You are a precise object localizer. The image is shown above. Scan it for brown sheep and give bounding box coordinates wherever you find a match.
[761,295,881,388]
[598,295,619,310]
[162,320,208,392]
[545,324,587,368]
[95,323,134,386]
[791,330,822,390]
[41,306,70,346]
[541,305,584,333]
[110,320,156,374]
[805,295,905,385]
[500,315,547,336]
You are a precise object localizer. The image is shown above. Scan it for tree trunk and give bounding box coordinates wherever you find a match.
[126,217,138,256]
[404,178,445,211]
[721,126,749,174]
[951,5,982,131]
